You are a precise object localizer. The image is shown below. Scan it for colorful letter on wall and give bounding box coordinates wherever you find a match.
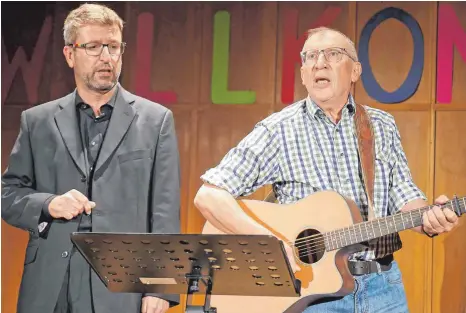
[281,6,342,105]
[134,13,177,105]
[358,7,424,104]
[1,16,52,105]
[437,4,466,104]
[211,11,256,105]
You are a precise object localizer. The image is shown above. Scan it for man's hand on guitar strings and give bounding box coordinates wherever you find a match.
[422,195,459,236]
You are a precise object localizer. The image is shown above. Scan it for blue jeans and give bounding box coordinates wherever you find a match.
[303,261,409,313]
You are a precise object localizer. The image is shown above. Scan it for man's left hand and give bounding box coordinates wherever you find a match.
[141,296,169,313]
[422,195,459,236]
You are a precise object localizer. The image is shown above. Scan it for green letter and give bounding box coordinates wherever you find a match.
[211,11,256,105]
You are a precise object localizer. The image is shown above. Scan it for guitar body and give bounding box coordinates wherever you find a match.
[202,190,365,313]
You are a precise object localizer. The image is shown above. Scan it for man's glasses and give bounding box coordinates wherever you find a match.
[68,42,126,56]
[300,47,356,65]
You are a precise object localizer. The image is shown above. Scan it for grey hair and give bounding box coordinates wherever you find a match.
[304,27,359,62]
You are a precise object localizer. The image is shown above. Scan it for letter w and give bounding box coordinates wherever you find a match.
[1,16,52,105]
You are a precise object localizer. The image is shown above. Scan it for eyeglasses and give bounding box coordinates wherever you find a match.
[68,42,126,56]
[300,47,356,65]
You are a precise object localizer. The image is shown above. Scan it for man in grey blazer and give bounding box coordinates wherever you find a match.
[1,3,180,313]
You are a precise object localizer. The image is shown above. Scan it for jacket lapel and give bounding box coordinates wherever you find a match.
[94,86,137,173]
[54,91,87,175]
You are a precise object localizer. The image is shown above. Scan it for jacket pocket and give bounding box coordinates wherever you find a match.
[118,149,152,164]
[24,241,39,265]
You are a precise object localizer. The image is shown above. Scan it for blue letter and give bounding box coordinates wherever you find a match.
[358,7,424,104]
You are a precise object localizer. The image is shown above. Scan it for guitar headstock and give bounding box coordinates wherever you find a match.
[452,195,466,217]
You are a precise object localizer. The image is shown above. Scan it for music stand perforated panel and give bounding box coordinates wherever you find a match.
[71,232,299,297]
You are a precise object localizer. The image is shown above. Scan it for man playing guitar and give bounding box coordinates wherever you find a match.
[194,27,460,313]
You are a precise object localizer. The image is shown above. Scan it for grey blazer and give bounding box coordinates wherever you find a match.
[1,85,181,313]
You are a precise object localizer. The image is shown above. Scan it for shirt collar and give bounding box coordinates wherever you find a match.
[305,94,356,120]
[75,84,120,108]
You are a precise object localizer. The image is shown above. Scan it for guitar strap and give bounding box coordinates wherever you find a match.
[354,102,376,221]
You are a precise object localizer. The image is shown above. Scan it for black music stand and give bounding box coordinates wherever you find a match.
[71,232,301,313]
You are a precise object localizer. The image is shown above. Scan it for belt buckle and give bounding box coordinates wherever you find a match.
[349,260,371,276]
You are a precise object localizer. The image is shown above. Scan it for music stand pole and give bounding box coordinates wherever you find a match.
[184,265,216,313]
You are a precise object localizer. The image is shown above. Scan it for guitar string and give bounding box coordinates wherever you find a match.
[288,200,460,249]
[293,200,464,258]
[293,212,417,258]
[290,209,424,251]
[292,212,421,251]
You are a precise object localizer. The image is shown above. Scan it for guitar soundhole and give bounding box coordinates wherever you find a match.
[295,229,325,265]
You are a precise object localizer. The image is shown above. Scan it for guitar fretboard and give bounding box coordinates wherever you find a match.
[324,196,465,251]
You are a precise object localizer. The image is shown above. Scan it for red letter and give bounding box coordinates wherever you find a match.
[134,13,177,105]
[1,16,52,105]
[437,4,466,104]
[281,7,342,105]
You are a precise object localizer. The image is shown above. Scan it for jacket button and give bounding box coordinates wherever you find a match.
[81,176,87,182]
[61,251,69,258]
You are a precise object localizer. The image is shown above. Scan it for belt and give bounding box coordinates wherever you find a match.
[348,254,393,276]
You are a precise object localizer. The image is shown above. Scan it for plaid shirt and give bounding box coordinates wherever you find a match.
[201,95,426,261]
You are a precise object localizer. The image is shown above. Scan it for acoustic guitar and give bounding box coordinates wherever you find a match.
[202,190,465,313]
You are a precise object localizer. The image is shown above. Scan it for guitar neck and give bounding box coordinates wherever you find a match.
[324,196,466,251]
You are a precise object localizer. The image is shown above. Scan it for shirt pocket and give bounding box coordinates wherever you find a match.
[373,127,394,214]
